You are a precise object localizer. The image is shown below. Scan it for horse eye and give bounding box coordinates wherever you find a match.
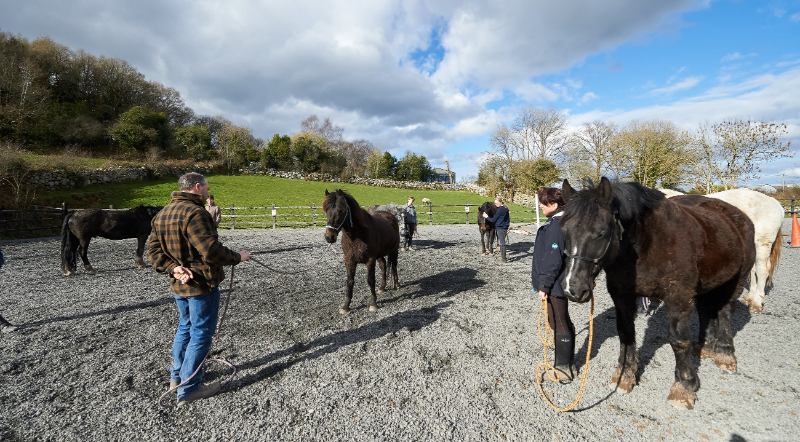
[597,230,606,238]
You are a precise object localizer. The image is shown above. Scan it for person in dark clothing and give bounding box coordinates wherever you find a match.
[403,196,418,251]
[0,246,17,333]
[531,187,576,381]
[483,197,510,262]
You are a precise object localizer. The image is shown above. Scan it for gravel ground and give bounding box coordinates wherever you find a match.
[0,220,798,441]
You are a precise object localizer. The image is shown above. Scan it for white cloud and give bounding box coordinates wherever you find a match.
[781,167,800,176]
[641,76,703,96]
[581,92,600,103]
[792,12,800,22]
[721,52,757,62]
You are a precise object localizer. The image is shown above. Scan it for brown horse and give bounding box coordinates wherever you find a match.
[323,189,400,314]
[60,206,163,275]
[560,177,755,410]
[477,201,498,255]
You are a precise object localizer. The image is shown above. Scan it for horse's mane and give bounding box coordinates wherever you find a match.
[323,189,368,227]
[562,179,665,224]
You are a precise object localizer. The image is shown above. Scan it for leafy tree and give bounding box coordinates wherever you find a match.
[173,125,213,160]
[290,132,328,172]
[609,119,693,188]
[109,106,170,152]
[395,151,433,181]
[366,149,398,178]
[261,134,292,170]
[511,159,560,193]
[216,123,258,171]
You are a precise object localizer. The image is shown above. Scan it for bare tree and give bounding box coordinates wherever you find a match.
[490,106,569,163]
[569,120,617,183]
[711,118,793,189]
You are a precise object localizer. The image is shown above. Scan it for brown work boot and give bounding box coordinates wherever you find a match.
[177,381,221,407]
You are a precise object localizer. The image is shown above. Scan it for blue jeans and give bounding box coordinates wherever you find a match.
[170,287,220,401]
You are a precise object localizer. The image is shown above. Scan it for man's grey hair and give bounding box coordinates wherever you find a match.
[178,172,207,191]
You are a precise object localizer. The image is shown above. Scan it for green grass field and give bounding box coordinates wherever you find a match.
[35,175,541,229]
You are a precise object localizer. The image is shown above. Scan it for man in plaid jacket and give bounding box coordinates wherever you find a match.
[148,172,250,407]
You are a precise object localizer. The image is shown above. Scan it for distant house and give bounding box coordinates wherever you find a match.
[429,168,455,184]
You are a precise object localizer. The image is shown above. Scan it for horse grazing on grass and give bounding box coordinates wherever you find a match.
[560,178,755,410]
[659,188,784,312]
[477,201,497,255]
[61,206,163,275]
[323,189,400,314]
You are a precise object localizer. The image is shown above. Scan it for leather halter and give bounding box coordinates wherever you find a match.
[326,202,353,231]
[564,216,624,265]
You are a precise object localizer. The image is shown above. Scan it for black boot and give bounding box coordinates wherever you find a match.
[544,331,577,382]
[500,245,507,263]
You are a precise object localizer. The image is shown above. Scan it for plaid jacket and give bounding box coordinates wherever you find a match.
[148,191,241,297]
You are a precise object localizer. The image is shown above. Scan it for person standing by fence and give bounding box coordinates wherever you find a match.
[483,197,510,263]
[0,246,17,333]
[206,195,221,228]
[403,196,418,251]
[148,172,250,407]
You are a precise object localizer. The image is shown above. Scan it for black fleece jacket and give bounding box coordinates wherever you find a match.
[531,211,566,298]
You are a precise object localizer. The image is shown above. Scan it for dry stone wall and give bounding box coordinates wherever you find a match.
[27,165,215,191]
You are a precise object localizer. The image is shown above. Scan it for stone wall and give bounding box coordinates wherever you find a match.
[27,165,215,191]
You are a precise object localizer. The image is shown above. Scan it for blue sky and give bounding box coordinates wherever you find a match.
[1,0,798,185]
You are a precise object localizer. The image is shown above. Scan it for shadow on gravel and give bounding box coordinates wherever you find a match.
[251,244,333,256]
[409,239,457,250]
[23,298,172,328]
[382,267,487,303]
[229,301,452,392]
[505,239,534,262]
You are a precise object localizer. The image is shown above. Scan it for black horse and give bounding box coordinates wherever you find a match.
[559,177,755,410]
[477,201,497,255]
[60,206,163,275]
[323,189,400,314]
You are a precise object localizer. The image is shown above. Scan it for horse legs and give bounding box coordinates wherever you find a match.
[697,284,739,373]
[480,230,487,255]
[366,258,379,312]
[742,250,768,313]
[340,262,357,314]
[610,294,639,394]
[389,251,399,290]
[79,239,96,275]
[135,235,147,268]
[487,229,495,255]
[664,298,699,410]
[377,257,387,294]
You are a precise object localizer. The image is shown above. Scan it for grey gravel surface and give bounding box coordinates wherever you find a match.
[0,220,798,441]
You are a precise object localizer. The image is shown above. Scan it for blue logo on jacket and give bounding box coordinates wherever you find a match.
[551,243,558,250]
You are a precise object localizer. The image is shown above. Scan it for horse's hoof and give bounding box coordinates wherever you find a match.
[369,305,379,312]
[86,268,97,275]
[612,367,636,393]
[694,343,715,359]
[667,382,697,410]
[64,271,73,276]
[339,308,350,315]
[748,302,763,313]
[378,289,385,294]
[714,353,737,373]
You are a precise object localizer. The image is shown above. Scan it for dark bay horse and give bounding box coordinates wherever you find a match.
[560,177,755,410]
[477,201,497,255]
[323,189,400,314]
[61,206,163,275]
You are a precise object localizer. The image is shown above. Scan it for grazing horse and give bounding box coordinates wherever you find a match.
[323,189,400,314]
[477,201,498,255]
[659,188,784,312]
[560,178,755,409]
[61,206,163,275]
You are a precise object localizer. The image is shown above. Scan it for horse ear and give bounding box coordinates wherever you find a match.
[562,179,575,201]
[597,176,613,207]
[325,189,330,196]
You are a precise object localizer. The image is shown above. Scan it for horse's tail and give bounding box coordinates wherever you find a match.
[60,212,77,274]
[765,228,782,288]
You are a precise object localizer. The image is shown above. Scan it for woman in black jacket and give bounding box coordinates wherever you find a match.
[482,197,510,262]
[531,187,575,381]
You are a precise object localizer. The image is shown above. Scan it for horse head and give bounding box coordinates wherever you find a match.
[322,189,353,244]
[559,177,620,303]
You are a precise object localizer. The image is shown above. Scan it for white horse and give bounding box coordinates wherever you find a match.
[658,188,783,312]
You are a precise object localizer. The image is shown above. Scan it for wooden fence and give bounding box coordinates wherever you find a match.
[221,202,542,230]
[2,198,799,239]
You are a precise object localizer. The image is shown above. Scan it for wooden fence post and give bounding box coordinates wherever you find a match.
[428,202,433,225]
[230,204,235,230]
[272,203,277,230]
[313,203,317,228]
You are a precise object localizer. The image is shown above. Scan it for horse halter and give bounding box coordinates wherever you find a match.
[564,216,624,265]
[326,202,353,232]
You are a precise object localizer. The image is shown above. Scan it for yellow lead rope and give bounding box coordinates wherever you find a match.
[535,297,595,412]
